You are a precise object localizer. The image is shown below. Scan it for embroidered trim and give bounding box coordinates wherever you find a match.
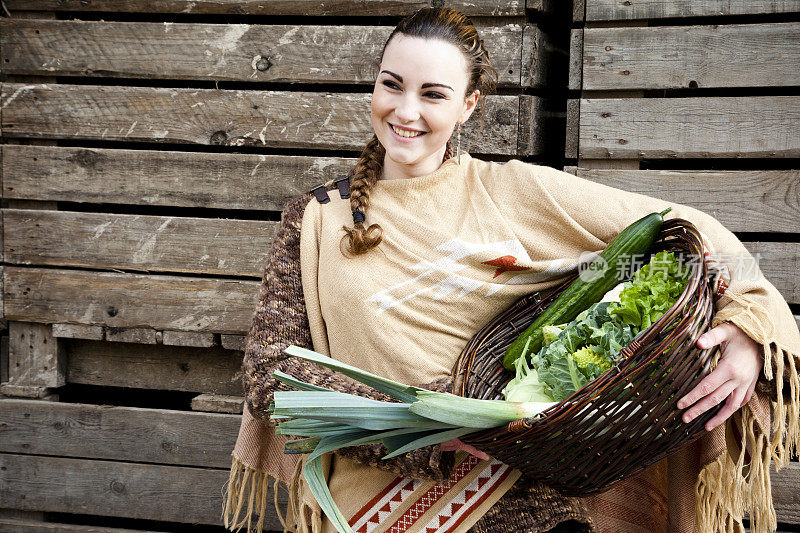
[349,454,514,533]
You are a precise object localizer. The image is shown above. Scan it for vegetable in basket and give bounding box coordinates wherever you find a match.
[503,250,691,403]
[270,250,692,533]
[502,208,673,371]
[505,301,636,402]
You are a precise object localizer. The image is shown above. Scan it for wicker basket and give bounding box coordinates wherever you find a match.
[451,218,724,496]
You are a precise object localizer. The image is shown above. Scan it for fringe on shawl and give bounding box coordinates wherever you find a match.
[695,294,800,533]
[222,454,319,533]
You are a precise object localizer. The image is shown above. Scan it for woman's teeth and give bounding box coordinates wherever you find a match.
[390,124,425,138]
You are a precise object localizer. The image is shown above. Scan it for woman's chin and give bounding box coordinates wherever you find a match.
[384,147,420,163]
[386,152,433,169]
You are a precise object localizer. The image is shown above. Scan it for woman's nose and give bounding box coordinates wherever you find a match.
[394,95,420,122]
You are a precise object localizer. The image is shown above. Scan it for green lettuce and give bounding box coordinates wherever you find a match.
[533,302,637,401]
[607,250,691,331]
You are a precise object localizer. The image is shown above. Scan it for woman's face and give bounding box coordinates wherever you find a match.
[371,34,479,177]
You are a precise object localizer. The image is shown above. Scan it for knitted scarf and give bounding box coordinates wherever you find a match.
[223,154,800,533]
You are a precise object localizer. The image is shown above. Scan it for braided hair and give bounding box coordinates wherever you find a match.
[340,7,498,257]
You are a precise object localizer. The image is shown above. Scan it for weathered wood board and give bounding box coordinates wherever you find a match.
[7,322,64,389]
[0,453,285,528]
[579,96,800,159]
[584,0,800,21]
[4,0,528,16]
[772,462,800,525]
[191,393,244,413]
[2,145,353,210]
[3,208,277,277]
[0,518,170,532]
[0,83,545,156]
[51,323,104,341]
[568,29,583,91]
[1,19,540,87]
[0,399,240,468]
[574,169,800,234]
[66,339,243,395]
[3,266,259,333]
[582,23,800,90]
[162,330,215,348]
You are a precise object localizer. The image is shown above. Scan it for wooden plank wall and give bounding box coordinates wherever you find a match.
[0,1,572,530]
[568,1,800,531]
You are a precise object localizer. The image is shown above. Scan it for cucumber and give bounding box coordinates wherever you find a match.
[502,208,672,370]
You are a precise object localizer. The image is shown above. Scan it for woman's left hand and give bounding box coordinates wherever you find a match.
[677,322,764,431]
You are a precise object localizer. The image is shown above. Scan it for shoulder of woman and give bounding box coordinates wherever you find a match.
[282,175,344,226]
[472,157,575,193]
[283,174,357,242]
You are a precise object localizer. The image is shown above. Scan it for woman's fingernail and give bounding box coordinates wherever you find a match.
[677,401,685,409]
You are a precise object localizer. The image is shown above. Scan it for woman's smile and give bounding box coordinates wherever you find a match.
[388,122,428,141]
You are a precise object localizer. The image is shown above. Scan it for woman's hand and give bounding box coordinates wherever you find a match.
[441,438,490,461]
[677,322,764,431]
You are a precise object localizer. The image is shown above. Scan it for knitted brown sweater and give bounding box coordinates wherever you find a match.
[241,183,594,533]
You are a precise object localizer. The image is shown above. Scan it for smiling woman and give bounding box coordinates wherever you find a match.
[224,6,800,533]
[370,36,478,180]
[336,11,497,258]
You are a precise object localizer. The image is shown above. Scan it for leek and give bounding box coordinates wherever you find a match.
[273,348,656,533]
[271,346,559,533]
[409,390,555,428]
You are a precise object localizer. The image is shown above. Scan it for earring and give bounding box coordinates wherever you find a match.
[456,121,462,165]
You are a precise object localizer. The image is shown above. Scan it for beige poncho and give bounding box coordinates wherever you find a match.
[225,152,800,533]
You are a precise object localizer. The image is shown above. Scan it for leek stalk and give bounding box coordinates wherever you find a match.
[271,346,559,533]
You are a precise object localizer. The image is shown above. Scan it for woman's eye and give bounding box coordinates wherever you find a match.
[382,80,445,100]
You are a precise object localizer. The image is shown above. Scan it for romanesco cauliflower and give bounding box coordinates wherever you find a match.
[572,345,610,371]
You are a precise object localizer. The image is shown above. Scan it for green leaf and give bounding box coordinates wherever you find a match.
[284,437,322,453]
[304,429,372,533]
[608,251,691,331]
[409,391,552,428]
[276,419,359,437]
[381,427,479,459]
[284,345,427,403]
[273,390,454,431]
[381,430,442,454]
[272,369,336,392]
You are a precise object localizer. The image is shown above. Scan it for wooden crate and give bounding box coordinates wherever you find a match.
[0,1,572,530]
[568,1,800,530]
[2,0,796,530]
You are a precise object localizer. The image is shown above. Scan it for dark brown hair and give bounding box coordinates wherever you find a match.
[340,7,498,257]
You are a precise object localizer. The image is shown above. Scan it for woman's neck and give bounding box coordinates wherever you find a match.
[379,147,448,181]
